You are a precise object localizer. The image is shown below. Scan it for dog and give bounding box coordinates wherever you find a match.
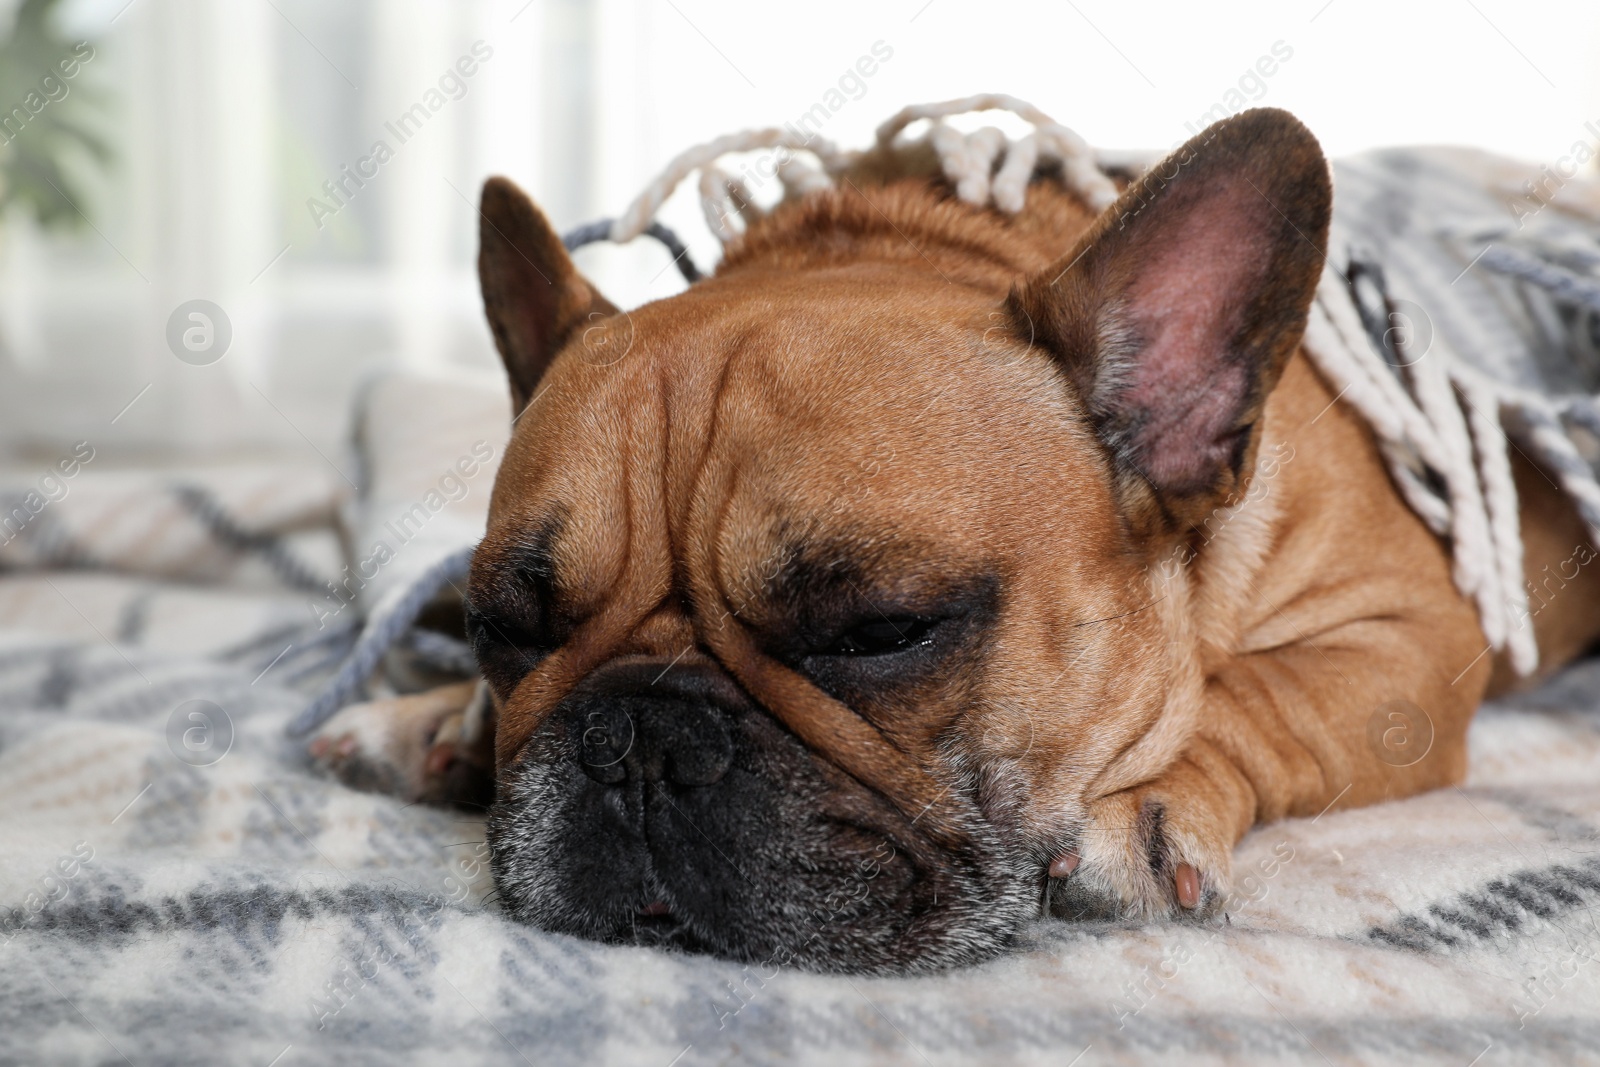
[306,107,1600,973]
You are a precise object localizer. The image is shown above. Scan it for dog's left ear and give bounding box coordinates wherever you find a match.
[478,176,618,417]
[1009,108,1330,530]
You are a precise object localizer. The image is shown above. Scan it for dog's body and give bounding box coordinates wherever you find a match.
[308,109,1600,972]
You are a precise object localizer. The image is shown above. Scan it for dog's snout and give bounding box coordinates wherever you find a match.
[571,696,733,787]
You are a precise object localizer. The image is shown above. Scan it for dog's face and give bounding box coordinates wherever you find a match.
[469,109,1330,972]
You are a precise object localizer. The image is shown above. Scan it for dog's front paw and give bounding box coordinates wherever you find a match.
[1047,757,1240,922]
[306,680,492,807]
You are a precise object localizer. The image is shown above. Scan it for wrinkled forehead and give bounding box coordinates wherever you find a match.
[479,273,1110,602]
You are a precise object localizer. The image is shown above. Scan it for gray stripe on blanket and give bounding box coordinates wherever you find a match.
[5,956,1597,1065]
[2,879,458,942]
[1366,857,1600,951]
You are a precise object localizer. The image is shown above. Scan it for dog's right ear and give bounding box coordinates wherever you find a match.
[478,176,617,416]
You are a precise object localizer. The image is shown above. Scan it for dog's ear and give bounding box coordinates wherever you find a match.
[478,176,617,416]
[1009,108,1330,531]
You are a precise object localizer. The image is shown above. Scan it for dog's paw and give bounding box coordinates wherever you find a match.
[1046,757,1238,923]
[306,680,492,807]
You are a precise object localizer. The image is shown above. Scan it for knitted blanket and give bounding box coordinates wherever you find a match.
[7,130,1600,1063]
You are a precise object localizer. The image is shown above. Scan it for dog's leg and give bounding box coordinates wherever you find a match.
[1054,397,1600,921]
[1052,617,1491,921]
[1049,742,1250,921]
[306,680,494,807]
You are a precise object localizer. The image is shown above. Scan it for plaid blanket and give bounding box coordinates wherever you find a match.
[7,151,1600,1061]
[3,616,1599,1065]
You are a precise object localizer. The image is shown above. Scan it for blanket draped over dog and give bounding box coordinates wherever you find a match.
[292,97,1600,733]
[6,99,1600,1065]
[1308,147,1600,677]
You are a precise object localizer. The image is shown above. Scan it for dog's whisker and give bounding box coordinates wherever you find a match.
[1073,595,1166,629]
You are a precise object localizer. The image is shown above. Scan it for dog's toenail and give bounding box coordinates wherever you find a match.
[1048,851,1080,878]
[1175,862,1201,909]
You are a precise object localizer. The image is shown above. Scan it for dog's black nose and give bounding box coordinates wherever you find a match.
[571,696,733,787]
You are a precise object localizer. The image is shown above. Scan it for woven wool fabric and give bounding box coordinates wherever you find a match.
[2,585,1599,1066]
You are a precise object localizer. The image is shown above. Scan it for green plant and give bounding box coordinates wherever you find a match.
[0,0,111,230]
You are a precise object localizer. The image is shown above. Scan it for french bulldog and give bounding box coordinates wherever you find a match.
[308,108,1600,973]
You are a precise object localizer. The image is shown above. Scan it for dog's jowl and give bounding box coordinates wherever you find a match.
[311,107,1600,973]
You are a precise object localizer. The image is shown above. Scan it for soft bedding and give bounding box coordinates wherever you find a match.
[3,377,1600,1067]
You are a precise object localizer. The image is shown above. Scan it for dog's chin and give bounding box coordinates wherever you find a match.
[483,710,1039,974]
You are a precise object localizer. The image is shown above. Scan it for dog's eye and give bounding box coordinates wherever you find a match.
[466,608,539,650]
[465,603,555,697]
[819,616,938,656]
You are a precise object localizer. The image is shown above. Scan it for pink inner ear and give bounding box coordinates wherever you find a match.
[1116,177,1275,492]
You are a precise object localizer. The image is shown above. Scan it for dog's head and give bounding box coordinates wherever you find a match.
[469,108,1331,972]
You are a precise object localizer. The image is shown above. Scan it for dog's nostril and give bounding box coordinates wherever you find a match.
[658,701,733,786]
[570,698,733,787]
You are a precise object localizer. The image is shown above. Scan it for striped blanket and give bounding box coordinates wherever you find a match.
[3,565,1598,1064]
[6,153,1600,1063]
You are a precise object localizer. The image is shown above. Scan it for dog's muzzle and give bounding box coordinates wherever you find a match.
[486,657,1036,972]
